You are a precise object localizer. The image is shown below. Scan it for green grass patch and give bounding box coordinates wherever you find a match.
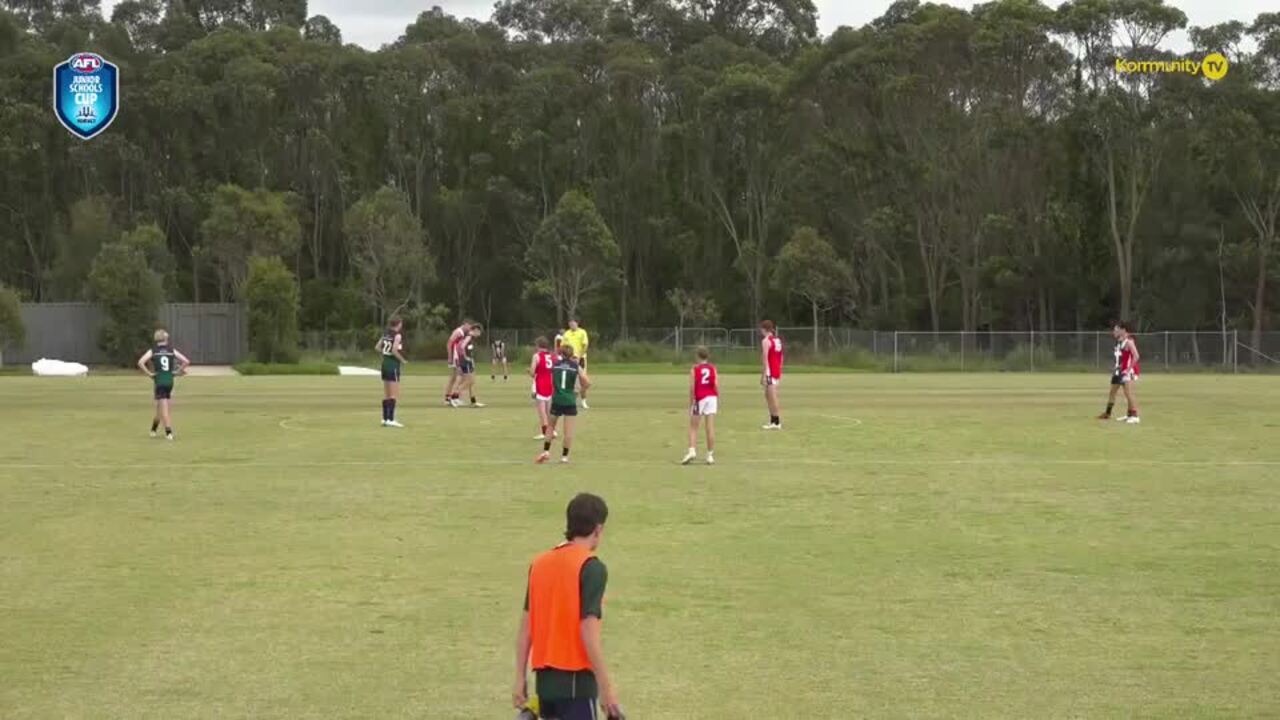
[233,361,339,376]
[1,374,1278,717]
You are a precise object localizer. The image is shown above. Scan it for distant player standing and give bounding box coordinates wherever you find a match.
[681,347,718,465]
[1098,321,1141,424]
[561,320,590,409]
[536,346,592,464]
[457,325,486,408]
[760,320,784,430]
[376,316,408,427]
[136,329,190,440]
[492,338,510,381]
[530,336,556,440]
[444,320,473,407]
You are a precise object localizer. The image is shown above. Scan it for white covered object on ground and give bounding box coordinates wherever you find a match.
[31,358,89,376]
[338,366,381,377]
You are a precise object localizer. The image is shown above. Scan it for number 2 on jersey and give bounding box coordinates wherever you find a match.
[700,367,711,384]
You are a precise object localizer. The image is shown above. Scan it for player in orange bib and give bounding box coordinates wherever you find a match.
[513,493,622,720]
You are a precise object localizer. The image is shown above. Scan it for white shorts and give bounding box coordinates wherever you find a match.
[764,375,781,386]
[693,396,718,416]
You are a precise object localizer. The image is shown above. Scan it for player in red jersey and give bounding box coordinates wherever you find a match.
[443,320,472,407]
[529,336,558,440]
[1098,321,1141,424]
[682,346,718,465]
[760,319,784,430]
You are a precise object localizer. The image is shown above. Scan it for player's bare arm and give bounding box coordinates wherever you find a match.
[581,617,620,715]
[512,610,532,708]
[761,339,771,381]
[137,349,154,377]
[393,333,408,364]
[578,368,593,391]
[1127,338,1140,363]
[175,350,192,374]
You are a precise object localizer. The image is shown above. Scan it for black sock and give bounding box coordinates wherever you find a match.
[470,396,478,405]
[381,399,389,421]
[1105,402,1114,416]
[543,441,552,452]
[165,427,172,435]
[770,415,780,425]
[562,447,570,457]
[151,420,160,432]
[389,399,396,420]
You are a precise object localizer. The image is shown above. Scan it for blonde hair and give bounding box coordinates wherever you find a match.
[154,329,169,344]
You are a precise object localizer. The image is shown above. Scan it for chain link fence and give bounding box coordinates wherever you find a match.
[299,326,1280,372]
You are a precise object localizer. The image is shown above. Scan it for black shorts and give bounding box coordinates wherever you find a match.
[1111,371,1134,386]
[381,367,401,383]
[459,359,475,375]
[550,403,578,418]
[154,384,173,400]
[539,698,597,720]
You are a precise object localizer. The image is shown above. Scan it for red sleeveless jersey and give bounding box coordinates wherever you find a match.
[693,362,718,400]
[765,334,784,379]
[534,350,554,396]
[1116,338,1140,376]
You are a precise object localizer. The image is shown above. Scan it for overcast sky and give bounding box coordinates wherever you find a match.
[102,0,1274,51]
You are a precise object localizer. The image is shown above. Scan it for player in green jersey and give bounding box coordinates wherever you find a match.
[376,316,408,428]
[535,345,592,465]
[136,329,190,440]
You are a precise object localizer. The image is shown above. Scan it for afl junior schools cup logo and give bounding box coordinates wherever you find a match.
[53,52,119,140]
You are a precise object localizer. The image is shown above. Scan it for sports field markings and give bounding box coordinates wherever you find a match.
[813,413,864,426]
[1,458,1278,471]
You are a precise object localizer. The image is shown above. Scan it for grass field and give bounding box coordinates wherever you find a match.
[2,372,1278,719]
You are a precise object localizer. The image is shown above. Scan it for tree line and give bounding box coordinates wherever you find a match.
[0,0,1277,355]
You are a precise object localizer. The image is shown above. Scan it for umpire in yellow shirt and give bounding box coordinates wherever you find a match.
[561,319,590,409]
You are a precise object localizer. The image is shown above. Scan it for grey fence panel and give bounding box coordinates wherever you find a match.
[4,303,247,366]
[161,303,247,364]
[5,304,108,365]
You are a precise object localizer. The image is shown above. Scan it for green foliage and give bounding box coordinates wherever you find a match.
[200,185,302,298]
[88,241,165,366]
[232,361,338,376]
[51,196,118,300]
[120,223,178,296]
[343,186,435,323]
[0,282,26,362]
[0,0,1277,338]
[244,256,301,364]
[525,190,620,322]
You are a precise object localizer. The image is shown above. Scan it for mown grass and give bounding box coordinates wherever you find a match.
[1,374,1277,718]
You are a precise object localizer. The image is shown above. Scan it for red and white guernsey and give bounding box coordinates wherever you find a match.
[693,362,718,401]
[1115,337,1140,378]
[533,350,555,398]
[448,325,467,363]
[765,334,784,380]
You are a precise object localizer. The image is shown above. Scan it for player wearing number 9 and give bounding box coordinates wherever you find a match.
[136,328,190,441]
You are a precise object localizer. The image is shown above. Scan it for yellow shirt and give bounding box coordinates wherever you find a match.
[562,328,589,359]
